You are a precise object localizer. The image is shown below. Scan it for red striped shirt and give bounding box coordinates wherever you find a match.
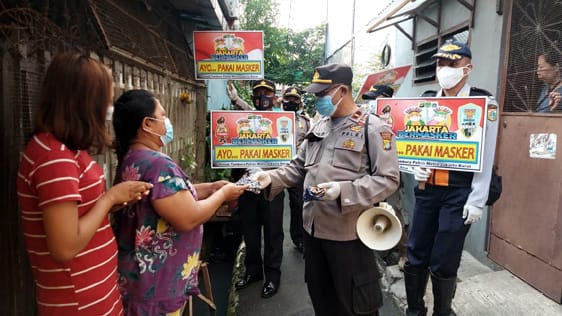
[17,133,123,316]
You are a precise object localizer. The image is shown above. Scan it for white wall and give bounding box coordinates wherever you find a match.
[326,0,395,65]
[326,0,355,60]
[394,0,504,98]
[206,80,232,111]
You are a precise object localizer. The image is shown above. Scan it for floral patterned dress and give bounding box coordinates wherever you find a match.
[113,149,202,316]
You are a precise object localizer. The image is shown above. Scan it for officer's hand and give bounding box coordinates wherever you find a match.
[317,182,341,200]
[251,171,272,189]
[462,204,483,225]
[227,81,238,101]
[413,167,431,182]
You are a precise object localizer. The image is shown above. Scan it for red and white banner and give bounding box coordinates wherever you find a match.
[210,111,296,168]
[357,65,412,102]
[193,31,264,80]
[375,96,490,172]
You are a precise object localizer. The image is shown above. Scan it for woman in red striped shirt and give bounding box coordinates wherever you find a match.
[16,53,153,316]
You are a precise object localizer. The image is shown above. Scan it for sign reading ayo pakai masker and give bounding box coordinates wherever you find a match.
[193,31,264,80]
[210,111,296,168]
[375,97,490,172]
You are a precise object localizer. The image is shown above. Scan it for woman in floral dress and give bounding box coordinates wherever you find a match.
[111,89,247,316]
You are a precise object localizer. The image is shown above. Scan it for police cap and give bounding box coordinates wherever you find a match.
[432,41,472,61]
[305,63,353,93]
[283,86,302,99]
[362,84,394,100]
[252,79,276,92]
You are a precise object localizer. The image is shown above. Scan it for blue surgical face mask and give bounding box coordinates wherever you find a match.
[145,117,174,146]
[161,117,174,145]
[315,87,342,116]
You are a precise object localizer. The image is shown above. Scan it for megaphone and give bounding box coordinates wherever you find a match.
[356,202,402,251]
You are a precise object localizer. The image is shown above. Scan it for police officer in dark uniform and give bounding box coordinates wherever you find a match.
[281,86,310,253]
[405,41,499,316]
[253,64,400,316]
[229,79,285,299]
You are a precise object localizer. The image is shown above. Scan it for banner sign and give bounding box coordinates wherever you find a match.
[357,65,412,102]
[210,111,296,168]
[193,31,264,80]
[375,97,489,172]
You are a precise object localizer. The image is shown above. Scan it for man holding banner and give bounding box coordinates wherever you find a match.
[230,79,286,299]
[404,41,500,316]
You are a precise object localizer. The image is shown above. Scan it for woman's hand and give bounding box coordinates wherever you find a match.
[105,181,152,210]
[549,91,561,111]
[43,180,152,262]
[220,183,249,201]
[211,180,229,193]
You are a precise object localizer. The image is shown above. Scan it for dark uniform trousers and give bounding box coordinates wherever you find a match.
[238,190,285,284]
[304,231,382,316]
[287,183,304,246]
[407,185,472,277]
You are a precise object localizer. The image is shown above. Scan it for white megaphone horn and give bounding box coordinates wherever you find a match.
[356,202,402,251]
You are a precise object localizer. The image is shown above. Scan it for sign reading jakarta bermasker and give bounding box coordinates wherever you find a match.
[375,96,492,172]
[193,31,264,80]
[210,110,296,168]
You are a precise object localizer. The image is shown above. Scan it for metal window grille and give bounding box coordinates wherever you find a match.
[504,0,562,112]
[413,27,469,84]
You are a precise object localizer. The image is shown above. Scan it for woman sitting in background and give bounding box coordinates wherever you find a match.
[536,48,562,112]
[111,89,247,316]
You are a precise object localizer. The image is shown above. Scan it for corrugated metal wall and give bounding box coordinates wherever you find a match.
[0,1,206,314]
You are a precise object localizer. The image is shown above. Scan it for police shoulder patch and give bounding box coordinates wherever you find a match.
[487,104,498,121]
[379,132,393,150]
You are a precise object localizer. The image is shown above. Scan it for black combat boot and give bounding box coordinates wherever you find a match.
[403,263,429,316]
[431,273,457,316]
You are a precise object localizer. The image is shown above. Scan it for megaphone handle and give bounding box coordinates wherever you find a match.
[418,181,426,190]
[374,215,390,232]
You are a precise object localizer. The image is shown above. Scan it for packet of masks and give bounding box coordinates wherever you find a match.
[236,168,263,194]
[303,186,326,202]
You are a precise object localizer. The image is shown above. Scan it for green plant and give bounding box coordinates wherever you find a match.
[180,142,197,176]
[232,80,252,109]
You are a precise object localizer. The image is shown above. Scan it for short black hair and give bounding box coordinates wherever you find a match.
[540,47,561,67]
[112,89,157,162]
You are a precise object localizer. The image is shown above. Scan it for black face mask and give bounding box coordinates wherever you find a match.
[252,95,274,111]
[282,100,300,112]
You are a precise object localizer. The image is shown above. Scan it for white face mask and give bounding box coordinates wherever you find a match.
[436,66,469,90]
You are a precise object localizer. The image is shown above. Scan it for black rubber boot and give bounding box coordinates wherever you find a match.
[431,273,457,316]
[404,263,429,316]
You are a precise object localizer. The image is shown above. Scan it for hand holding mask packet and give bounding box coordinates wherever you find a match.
[235,167,264,194]
[303,186,327,202]
[236,175,261,194]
